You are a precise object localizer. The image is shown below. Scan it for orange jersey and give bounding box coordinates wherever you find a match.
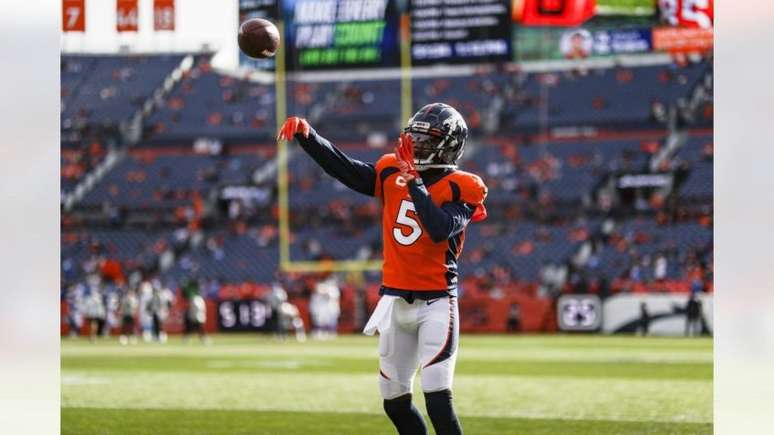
[374,154,488,291]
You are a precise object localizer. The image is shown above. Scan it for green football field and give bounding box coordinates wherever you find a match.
[62,334,712,434]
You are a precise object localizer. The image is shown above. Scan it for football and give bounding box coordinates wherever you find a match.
[238,18,280,59]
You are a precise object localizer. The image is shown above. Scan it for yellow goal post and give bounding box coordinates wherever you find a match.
[274,16,413,273]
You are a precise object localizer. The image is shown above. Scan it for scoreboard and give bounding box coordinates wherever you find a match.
[409,0,512,65]
[281,0,400,70]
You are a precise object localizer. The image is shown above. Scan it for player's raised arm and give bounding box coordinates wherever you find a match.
[395,134,483,244]
[277,116,377,196]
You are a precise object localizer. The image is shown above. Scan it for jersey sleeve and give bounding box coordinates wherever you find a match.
[296,128,377,196]
[373,153,399,198]
[457,172,488,222]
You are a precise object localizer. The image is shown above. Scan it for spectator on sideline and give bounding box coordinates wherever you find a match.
[119,287,139,345]
[83,274,106,342]
[506,303,522,332]
[685,293,703,337]
[310,275,341,340]
[182,278,208,344]
[138,276,154,342]
[65,282,84,338]
[638,302,651,336]
[146,278,174,343]
[268,280,289,340]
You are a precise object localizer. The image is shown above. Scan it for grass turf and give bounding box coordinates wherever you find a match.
[62,334,712,434]
[62,408,712,435]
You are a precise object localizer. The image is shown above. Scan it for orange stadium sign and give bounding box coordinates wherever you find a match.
[154,0,175,31]
[62,0,85,32]
[116,0,139,32]
[652,26,714,53]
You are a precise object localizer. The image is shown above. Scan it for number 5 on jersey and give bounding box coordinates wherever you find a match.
[393,200,422,246]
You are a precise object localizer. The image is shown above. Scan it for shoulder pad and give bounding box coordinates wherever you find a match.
[375,153,399,171]
[450,171,487,206]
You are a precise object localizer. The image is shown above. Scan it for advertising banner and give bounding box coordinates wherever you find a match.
[652,26,713,53]
[410,0,511,65]
[153,0,175,31]
[281,0,400,70]
[560,27,651,59]
[517,26,651,61]
[557,294,602,331]
[63,0,86,32]
[116,0,139,32]
[603,293,713,336]
[217,299,275,332]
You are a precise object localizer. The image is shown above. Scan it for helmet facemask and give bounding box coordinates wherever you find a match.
[405,131,449,170]
[404,103,468,170]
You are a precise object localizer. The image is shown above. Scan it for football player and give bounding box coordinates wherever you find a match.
[278,103,487,435]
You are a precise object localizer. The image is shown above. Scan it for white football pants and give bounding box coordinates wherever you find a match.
[367,295,460,400]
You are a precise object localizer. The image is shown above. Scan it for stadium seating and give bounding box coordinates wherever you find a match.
[147,60,277,142]
[142,60,710,145]
[288,147,384,207]
[681,161,712,198]
[61,54,187,194]
[62,54,185,127]
[81,152,267,208]
[501,62,710,129]
[675,134,713,199]
[581,216,712,286]
[61,229,176,282]
[166,229,279,284]
[460,221,587,282]
[466,137,655,205]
